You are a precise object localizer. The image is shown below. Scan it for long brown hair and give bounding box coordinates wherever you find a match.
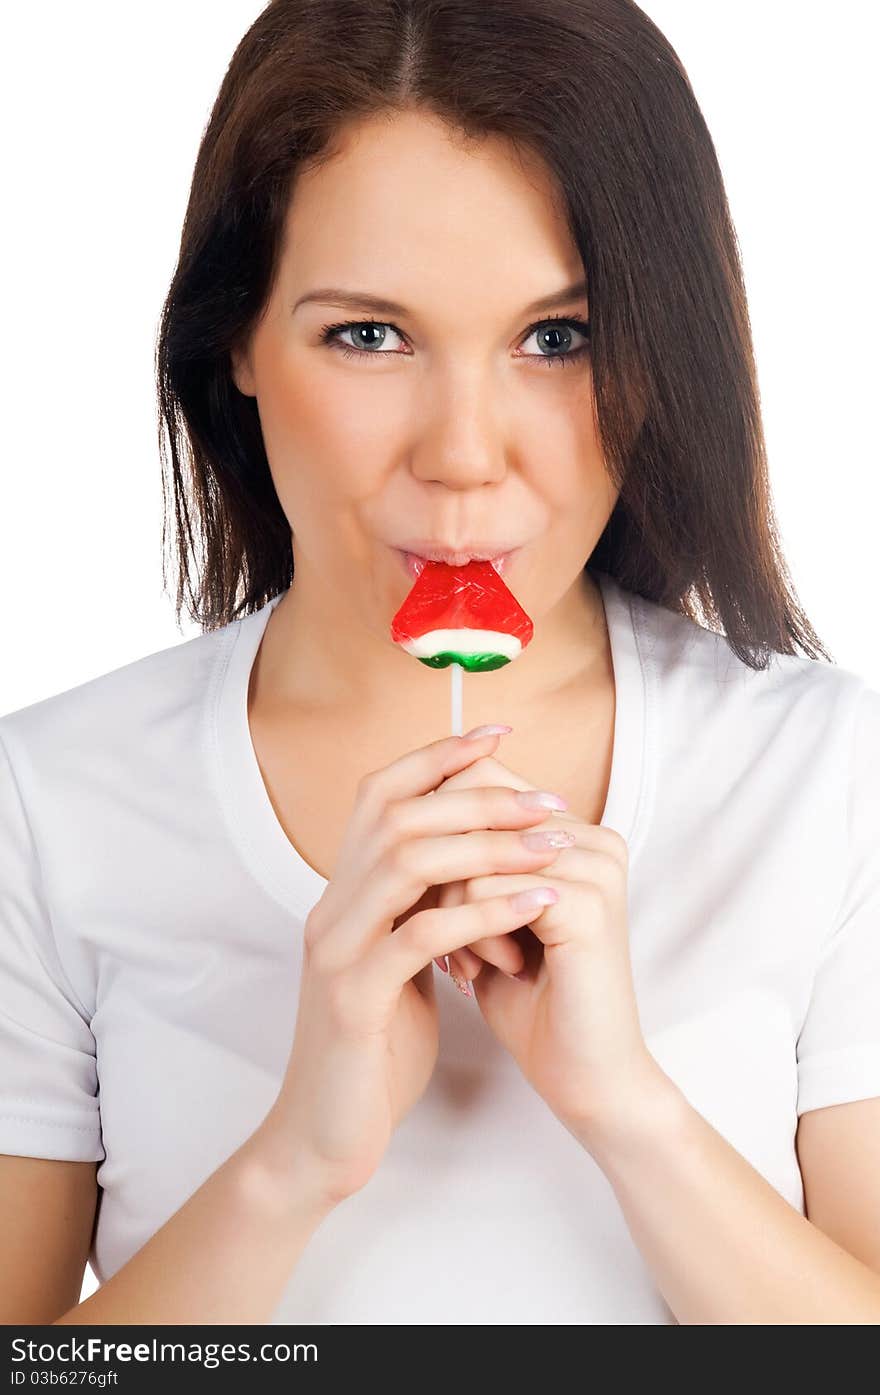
[156,0,832,671]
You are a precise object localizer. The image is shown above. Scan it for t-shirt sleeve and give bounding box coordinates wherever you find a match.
[796,680,880,1116]
[0,724,104,1161]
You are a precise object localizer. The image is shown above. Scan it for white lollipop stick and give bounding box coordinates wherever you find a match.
[450,660,463,736]
[446,659,475,998]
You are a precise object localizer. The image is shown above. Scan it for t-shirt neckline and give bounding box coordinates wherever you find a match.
[208,568,652,920]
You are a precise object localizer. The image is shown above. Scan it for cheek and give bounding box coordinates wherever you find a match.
[260,340,411,476]
[516,375,604,495]
[527,445,611,526]
[252,340,391,505]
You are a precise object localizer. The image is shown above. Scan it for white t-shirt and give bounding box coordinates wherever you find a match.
[1,569,878,1325]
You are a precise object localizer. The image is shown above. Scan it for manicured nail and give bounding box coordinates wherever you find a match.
[520,829,576,851]
[515,789,568,811]
[434,955,449,974]
[448,956,474,998]
[510,886,560,915]
[462,724,513,740]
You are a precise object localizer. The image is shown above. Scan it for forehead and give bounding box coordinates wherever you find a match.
[280,109,583,311]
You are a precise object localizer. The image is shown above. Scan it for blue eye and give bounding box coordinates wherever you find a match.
[518,316,591,366]
[319,313,591,368]
[321,321,406,355]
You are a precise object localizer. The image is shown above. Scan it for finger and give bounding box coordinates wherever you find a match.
[448,945,485,982]
[359,885,560,1010]
[450,873,566,967]
[313,729,511,958]
[323,819,570,969]
[453,931,525,978]
[358,728,511,811]
[335,730,512,881]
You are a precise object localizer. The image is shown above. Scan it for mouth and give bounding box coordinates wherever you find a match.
[394,547,520,580]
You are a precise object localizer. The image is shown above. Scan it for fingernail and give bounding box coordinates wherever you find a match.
[520,829,576,851]
[448,956,474,998]
[462,724,513,740]
[434,955,449,974]
[515,789,568,811]
[510,886,560,914]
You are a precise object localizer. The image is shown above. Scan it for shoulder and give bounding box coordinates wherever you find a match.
[0,617,240,800]
[618,583,872,859]
[629,582,868,746]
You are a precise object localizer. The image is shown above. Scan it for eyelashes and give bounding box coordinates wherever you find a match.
[318,313,591,369]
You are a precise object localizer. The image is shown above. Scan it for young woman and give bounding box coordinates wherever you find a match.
[2,0,878,1325]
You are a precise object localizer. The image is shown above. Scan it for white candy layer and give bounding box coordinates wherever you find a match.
[399,627,523,659]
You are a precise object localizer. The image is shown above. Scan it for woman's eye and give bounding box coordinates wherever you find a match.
[320,321,407,356]
[519,318,591,367]
[319,315,591,368]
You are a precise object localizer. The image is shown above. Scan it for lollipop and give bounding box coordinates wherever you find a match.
[391,555,533,738]
[390,558,533,673]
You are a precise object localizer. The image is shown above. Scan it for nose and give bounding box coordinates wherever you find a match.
[409,364,508,489]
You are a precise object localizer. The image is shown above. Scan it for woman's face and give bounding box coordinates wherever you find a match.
[232,108,618,673]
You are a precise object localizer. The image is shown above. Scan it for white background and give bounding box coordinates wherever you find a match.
[0,1,876,1309]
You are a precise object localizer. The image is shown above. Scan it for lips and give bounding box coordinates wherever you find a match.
[396,549,517,580]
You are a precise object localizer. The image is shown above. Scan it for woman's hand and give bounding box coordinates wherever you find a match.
[255,731,572,1207]
[434,752,658,1144]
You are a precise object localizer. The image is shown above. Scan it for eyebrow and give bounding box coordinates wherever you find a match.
[292,279,589,319]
